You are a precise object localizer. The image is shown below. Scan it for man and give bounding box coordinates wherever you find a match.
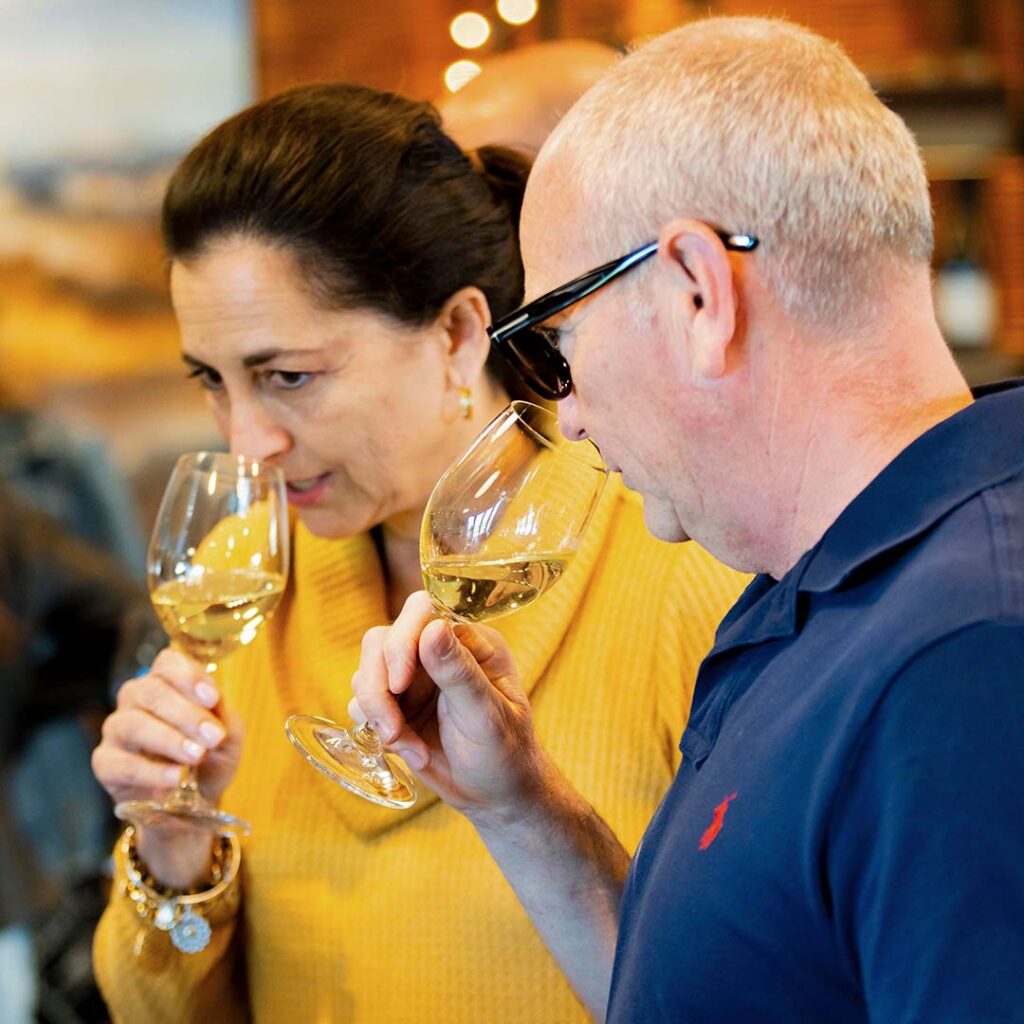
[437,39,619,156]
[354,17,1024,1022]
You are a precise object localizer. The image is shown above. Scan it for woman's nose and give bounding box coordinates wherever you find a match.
[227,399,292,463]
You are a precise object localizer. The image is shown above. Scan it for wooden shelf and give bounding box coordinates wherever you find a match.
[874,63,1017,182]
[952,345,1024,387]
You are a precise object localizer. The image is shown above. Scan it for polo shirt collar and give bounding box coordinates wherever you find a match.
[710,568,804,656]
[799,379,1024,593]
[711,380,1024,654]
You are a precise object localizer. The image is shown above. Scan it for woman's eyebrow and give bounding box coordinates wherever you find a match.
[181,349,323,371]
[241,348,324,368]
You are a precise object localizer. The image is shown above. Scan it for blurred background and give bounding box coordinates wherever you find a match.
[0,1,1021,1020]
[3,0,1023,538]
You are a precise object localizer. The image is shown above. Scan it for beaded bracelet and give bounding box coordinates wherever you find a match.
[118,825,240,956]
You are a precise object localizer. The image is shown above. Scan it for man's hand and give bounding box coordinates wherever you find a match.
[352,591,629,1018]
[350,592,549,823]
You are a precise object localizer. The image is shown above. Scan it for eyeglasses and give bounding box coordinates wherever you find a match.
[488,231,759,400]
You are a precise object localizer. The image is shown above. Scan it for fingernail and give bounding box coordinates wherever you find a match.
[195,682,219,708]
[370,718,393,744]
[183,739,204,760]
[437,622,455,657]
[199,721,226,747]
[164,765,183,785]
[397,746,425,771]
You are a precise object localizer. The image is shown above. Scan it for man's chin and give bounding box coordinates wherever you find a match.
[639,498,691,544]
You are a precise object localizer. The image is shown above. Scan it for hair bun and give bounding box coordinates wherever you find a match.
[474,145,531,231]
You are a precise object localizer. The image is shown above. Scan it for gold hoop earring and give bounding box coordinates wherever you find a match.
[458,387,473,420]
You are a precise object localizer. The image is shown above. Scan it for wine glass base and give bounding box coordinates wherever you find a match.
[114,798,252,837]
[284,714,417,809]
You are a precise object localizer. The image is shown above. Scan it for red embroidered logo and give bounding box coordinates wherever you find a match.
[698,792,738,850]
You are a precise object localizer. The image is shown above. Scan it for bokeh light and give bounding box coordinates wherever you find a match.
[450,11,491,49]
[444,59,483,93]
[496,0,538,26]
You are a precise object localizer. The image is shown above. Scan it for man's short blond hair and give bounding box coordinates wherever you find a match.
[543,17,933,328]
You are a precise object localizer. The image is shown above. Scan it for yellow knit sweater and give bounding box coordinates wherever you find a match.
[94,480,748,1023]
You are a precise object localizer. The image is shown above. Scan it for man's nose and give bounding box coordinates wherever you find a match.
[557,391,589,442]
[227,398,292,464]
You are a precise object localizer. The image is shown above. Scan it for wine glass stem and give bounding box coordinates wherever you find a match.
[166,765,202,811]
[350,721,379,750]
[168,658,218,810]
[350,722,402,793]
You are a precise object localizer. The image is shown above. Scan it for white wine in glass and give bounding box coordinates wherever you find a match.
[285,401,606,808]
[150,570,285,664]
[421,553,572,623]
[115,452,289,836]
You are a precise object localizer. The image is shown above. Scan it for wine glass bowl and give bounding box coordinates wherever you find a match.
[148,479,286,665]
[420,401,607,623]
[115,452,289,836]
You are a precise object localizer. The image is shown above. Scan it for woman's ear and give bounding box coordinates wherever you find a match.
[657,219,738,381]
[437,286,492,389]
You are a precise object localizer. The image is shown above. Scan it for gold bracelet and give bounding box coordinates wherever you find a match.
[118,825,240,956]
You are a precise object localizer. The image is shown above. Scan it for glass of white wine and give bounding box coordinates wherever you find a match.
[115,451,289,836]
[285,402,606,808]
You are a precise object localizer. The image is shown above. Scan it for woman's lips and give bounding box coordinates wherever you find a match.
[286,473,331,507]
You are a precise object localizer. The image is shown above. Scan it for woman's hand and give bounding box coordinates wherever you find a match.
[351,592,551,825]
[92,647,244,886]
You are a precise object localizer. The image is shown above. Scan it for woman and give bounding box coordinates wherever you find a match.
[91,84,747,1022]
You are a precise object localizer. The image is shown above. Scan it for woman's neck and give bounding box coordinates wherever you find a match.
[379,385,512,617]
[378,518,424,620]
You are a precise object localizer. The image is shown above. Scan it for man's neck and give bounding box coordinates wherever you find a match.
[768,383,972,579]
[755,302,973,579]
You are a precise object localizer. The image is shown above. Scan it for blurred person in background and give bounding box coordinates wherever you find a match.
[0,380,148,1022]
[0,386,145,572]
[0,484,142,1023]
[91,81,747,1022]
[438,39,619,156]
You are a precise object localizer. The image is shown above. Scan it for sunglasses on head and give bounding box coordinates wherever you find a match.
[488,231,759,400]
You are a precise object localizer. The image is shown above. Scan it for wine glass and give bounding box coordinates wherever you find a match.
[115,452,289,836]
[285,401,607,808]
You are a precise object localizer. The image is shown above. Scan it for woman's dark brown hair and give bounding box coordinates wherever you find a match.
[162,82,534,398]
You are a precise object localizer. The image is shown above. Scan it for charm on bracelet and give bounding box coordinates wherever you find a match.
[119,825,240,957]
[171,908,214,953]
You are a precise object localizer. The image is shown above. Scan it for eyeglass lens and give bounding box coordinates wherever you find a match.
[507,329,573,400]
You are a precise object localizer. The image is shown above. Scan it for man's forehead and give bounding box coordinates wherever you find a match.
[520,153,591,300]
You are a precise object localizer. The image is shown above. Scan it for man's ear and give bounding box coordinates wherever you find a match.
[656,219,738,380]
[436,286,492,388]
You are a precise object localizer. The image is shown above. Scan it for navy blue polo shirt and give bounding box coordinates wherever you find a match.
[607,381,1024,1023]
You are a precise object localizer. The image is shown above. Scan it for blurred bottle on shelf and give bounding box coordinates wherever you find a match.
[983,155,1024,357]
[933,178,995,350]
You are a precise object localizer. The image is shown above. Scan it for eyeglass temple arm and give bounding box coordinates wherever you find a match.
[490,232,757,341]
[490,243,659,341]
